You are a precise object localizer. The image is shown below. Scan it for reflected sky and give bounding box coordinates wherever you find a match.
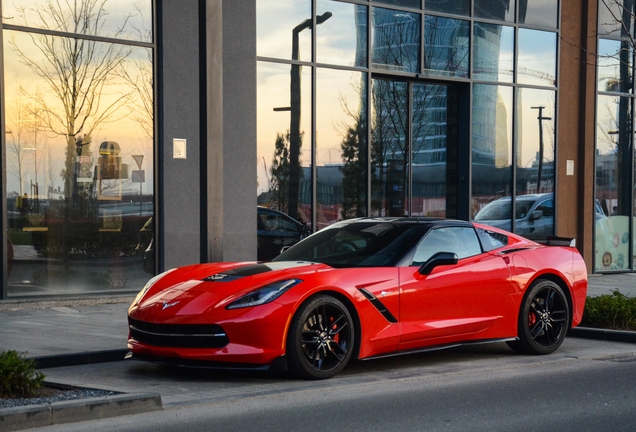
[1,0,153,42]
[3,29,153,197]
[317,0,367,67]
[257,62,312,196]
[473,23,514,83]
[257,0,312,61]
[516,88,555,171]
[597,39,632,93]
[517,29,556,86]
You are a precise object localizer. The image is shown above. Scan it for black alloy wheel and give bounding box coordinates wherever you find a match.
[287,295,355,379]
[507,279,570,355]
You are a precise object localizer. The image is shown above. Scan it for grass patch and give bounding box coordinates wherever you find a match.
[582,290,636,331]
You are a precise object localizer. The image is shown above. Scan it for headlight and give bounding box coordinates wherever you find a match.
[134,268,177,304]
[226,279,302,310]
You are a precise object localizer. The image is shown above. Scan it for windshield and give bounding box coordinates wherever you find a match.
[272,222,426,267]
[475,199,535,221]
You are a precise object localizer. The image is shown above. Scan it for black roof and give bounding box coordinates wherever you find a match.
[330,217,474,228]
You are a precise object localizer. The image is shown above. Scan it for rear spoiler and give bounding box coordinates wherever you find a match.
[540,236,576,247]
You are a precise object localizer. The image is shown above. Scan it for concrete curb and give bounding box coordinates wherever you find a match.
[569,326,636,344]
[31,349,129,369]
[0,387,162,432]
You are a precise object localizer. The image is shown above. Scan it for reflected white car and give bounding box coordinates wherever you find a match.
[474,193,554,240]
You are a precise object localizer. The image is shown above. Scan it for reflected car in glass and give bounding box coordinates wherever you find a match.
[257,207,310,261]
[473,193,554,240]
[127,217,587,379]
[142,207,310,274]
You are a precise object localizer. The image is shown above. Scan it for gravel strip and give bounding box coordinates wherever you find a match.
[0,386,120,410]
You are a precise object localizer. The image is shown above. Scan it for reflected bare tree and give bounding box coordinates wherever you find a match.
[595,0,634,216]
[8,0,137,267]
[5,89,32,196]
[269,131,303,214]
[9,0,135,200]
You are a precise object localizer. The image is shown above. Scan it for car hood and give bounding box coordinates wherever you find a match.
[130,261,330,320]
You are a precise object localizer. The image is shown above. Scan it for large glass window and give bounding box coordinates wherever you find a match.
[473,23,514,83]
[3,1,154,297]
[597,38,632,93]
[595,0,636,272]
[371,7,421,73]
[515,88,555,238]
[411,84,449,217]
[595,95,632,271]
[2,0,152,42]
[316,69,368,228]
[371,79,409,217]
[256,0,563,256]
[475,0,515,22]
[317,1,367,67]
[423,16,470,78]
[517,29,557,87]
[257,0,312,61]
[257,62,312,226]
[519,0,558,29]
[472,85,513,220]
[598,0,633,38]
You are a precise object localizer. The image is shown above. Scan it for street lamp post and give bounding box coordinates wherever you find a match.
[287,12,332,220]
[530,106,551,193]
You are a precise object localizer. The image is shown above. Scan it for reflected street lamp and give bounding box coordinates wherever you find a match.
[287,12,332,220]
[530,106,551,193]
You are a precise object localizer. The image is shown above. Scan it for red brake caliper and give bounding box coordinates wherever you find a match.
[330,317,339,344]
[528,308,537,327]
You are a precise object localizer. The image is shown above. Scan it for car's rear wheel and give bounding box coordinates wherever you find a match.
[287,295,354,379]
[507,279,569,355]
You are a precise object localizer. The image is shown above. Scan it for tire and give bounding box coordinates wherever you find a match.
[286,295,355,379]
[507,279,570,355]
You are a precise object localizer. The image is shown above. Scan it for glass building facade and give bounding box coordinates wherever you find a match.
[2,0,155,296]
[257,0,558,239]
[594,0,636,271]
[2,0,635,301]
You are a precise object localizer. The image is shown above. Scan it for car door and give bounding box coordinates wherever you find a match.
[398,226,515,350]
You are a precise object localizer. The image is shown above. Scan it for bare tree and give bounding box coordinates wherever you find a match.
[9,0,135,199]
[5,89,31,196]
[118,5,153,140]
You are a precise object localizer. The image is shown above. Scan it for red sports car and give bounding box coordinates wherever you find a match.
[127,218,588,379]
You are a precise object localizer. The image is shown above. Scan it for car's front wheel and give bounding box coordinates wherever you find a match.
[507,279,570,355]
[286,295,355,379]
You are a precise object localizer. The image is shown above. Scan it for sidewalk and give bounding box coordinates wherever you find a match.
[0,274,635,367]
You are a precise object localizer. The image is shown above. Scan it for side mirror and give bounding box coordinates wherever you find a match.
[418,252,458,275]
[530,210,543,221]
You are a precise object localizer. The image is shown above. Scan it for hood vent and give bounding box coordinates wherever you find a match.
[203,264,273,282]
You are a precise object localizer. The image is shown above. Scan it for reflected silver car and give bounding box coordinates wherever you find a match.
[474,193,554,240]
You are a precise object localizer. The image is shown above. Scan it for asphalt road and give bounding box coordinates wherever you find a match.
[30,337,636,431]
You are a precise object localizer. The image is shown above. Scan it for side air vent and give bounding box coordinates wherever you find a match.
[358,288,398,323]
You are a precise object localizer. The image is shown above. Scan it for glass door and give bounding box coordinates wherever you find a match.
[371,79,458,218]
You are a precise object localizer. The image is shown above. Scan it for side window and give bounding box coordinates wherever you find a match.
[411,227,482,266]
[535,199,554,219]
[477,228,508,251]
